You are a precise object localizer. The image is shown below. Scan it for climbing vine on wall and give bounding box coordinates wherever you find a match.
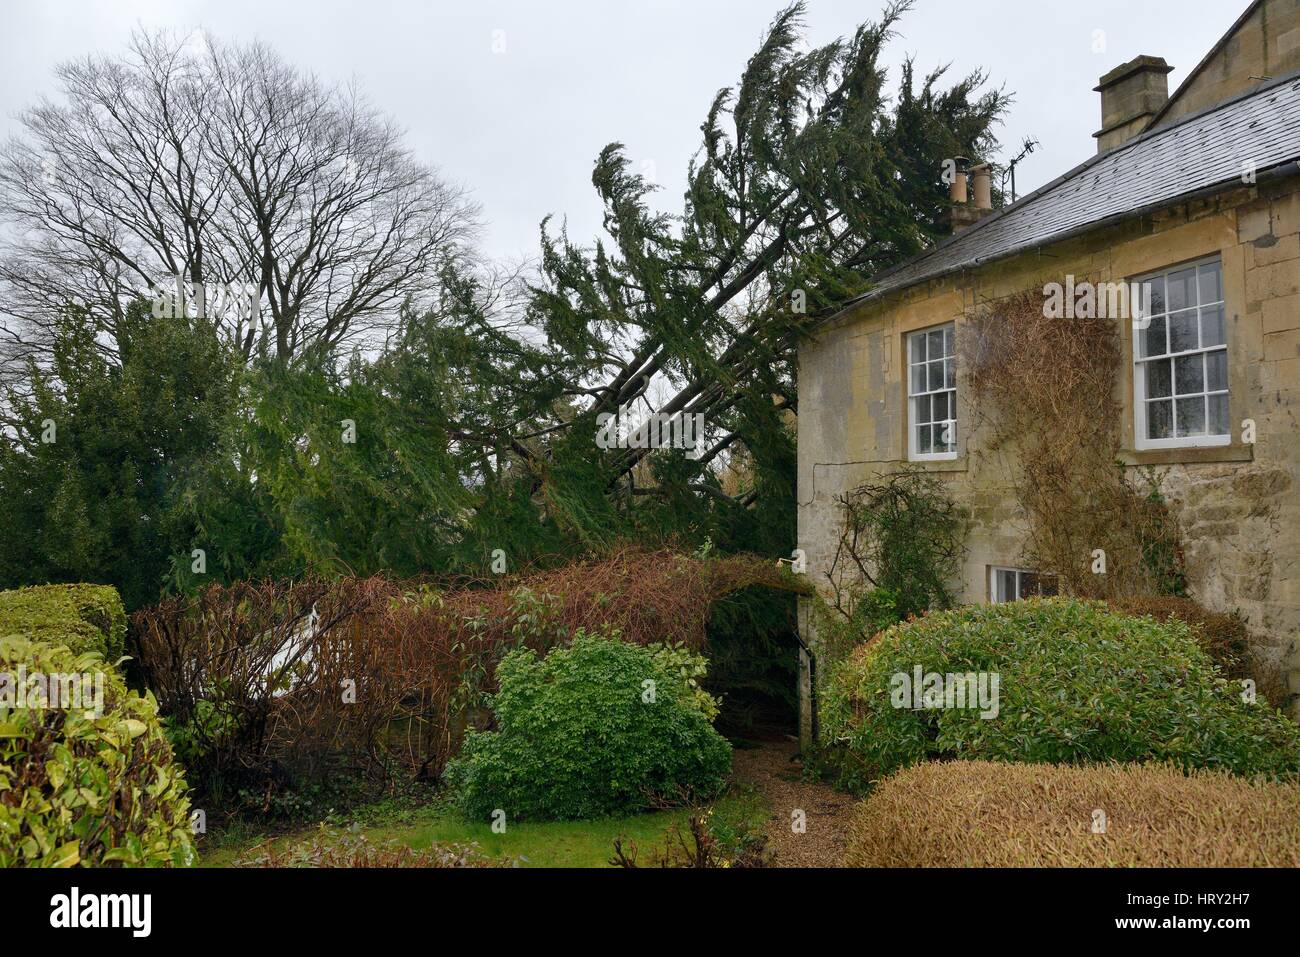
[962,291,1185,598]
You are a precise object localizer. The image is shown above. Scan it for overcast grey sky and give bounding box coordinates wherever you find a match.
[0,0,1246,262]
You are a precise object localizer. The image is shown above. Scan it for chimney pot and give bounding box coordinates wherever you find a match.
[949,170,968,204]
[969,163,993,211]
[1093,55,1173,153]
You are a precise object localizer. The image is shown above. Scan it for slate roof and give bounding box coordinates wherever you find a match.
[836,68,1300,313]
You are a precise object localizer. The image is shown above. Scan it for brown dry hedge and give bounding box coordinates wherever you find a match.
[846,760,1300,867]
[132,547,809,800]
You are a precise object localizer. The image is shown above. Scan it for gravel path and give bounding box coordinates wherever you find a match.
[730,739,857,868]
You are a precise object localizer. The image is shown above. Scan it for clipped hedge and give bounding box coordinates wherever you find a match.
[822,598,1300,790]
[446,632,731,821]
[0,584,127,661]
[846,760,1300,867]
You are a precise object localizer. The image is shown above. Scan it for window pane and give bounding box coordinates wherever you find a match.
[995,569,1017,602]
[1198,262,1222,305]
[1175,396,1206,437]
[1028,573,1058,598]
[915,395,931,424]
[938,422,955,451]
[1148,276,1166,316]
[944,357,955,389]
[1134,280,1156,322]
[1174,353,1204,395]
[947,391,957,421]
[1206,350,1228,391]
[910,363,926,395]
[1167,267,1195,311]
[928,360,944,391]
[1169,309,1198,352]
[1146,359,1172,398]
[1143,315,1167,357]
[911,332,926,364]
[1147,399,1173,439]
[917,423,932,454]
[1208,393,1229,435]
[1200,304,1226,347]
[942,325,954,356]
[931,393,946,423]
[1022,572,1055,597]
[928,329,945,359]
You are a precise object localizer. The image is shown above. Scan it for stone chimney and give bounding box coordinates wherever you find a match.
[1093,55,1173,153]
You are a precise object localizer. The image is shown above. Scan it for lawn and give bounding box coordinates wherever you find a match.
[200,786,768,868]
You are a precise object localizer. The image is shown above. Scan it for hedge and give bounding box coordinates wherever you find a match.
[846,760,1300,867]
[1106,596,1250,679]
[0,584,127,661]
[0,584,194,867]
[821,598,1300,790]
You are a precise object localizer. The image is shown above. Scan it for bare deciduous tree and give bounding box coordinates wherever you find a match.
[0,28,477,379]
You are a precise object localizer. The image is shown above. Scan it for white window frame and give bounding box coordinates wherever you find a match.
[906,322,958,462]
[1132,255,1229,450]
[988,567,1057,604]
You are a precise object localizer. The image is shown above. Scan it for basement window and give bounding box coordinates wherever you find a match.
[989,567,1057,603]
[907,322,957,460]
[1133,257,1229,449]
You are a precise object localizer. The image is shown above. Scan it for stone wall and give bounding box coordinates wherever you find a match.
[1156,0,1300,128]
[796,172,1300,743]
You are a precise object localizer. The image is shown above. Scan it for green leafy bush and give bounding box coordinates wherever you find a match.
[446,631,731,820]
[812,586,906,670]
[0,635,195,866]
[647,641,721,721]
[822,598,1300,791]
[0,584,126,660]
[1106,596,1249,678]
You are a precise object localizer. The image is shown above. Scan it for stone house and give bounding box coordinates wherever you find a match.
[796,0,1300,740]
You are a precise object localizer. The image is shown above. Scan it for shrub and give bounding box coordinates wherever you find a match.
[446,632,732,821]
[845,760,1300,867]
[234,830,501,868]
[610,807,772,868]
[647,641,721,721]
[1107,596,1250,679]
[0,634,195,867]
[827,469,964,622]
[132,551,805,811]
[821,598,1300,790]
[0,584,126,660]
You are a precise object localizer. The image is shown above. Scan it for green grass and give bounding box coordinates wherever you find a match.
[200,787,768,868]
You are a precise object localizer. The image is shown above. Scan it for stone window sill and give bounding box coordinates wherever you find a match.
[1117,445,1255,467]
[906,456,969,473]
